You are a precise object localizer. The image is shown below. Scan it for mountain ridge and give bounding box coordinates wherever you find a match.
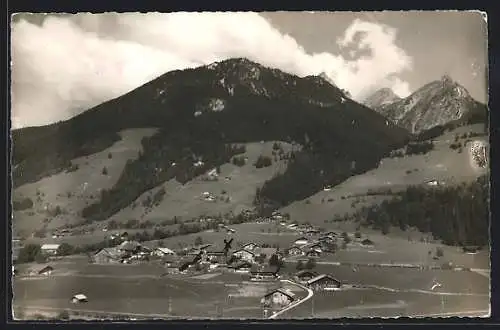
[365,75,487,134]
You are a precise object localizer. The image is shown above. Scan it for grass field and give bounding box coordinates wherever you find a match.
[280,124,488,229]
[13,128,158,235]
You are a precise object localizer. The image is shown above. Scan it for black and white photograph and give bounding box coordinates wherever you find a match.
[10,11,490,320]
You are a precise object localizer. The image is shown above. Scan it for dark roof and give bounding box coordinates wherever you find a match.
[264,289,295,300]
[38,265,54,274]
[233,261,253,269]
[306,274,341,285]
[296,270,319,277]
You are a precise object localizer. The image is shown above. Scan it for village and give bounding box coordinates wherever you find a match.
[13,210,388,319]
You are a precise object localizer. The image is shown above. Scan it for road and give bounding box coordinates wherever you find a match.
[268,279,313,319]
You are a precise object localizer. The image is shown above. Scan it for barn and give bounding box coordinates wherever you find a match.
[295,270,319,282]
[154,247,176,257]
[261,289,295,310]
[306,274,342,291]
[40,244,60,256]
[92,248,122,264]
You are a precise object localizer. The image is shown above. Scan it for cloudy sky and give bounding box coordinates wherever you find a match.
[11,11,487,129]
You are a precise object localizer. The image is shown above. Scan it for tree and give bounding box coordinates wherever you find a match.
[355,231,361,239]
[269,254,282,267]
[436,247,444,258]
[194,236,203,246]
[58,310,70,320]
[17,244,42,263]
[102,166,108,175]
[57,243,75,256]
[35,251,47,263]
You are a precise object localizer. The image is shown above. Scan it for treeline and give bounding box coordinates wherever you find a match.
[358,175,489,246]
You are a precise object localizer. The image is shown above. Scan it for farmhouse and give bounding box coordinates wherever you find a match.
[92,248,122,264]
[295,270,319,282]
[306,274,342,291]
[41,244,60,255]
[38,265,54,276]
[250,265,280,280]
[242,243,259,251]
[154,247,176,257]
[285,246,304,256]
[294,237,309,245]
[232,249,255,262]
[261,289,295,310]
[71,294,88,304]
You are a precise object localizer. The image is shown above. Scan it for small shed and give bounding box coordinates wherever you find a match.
[71,294,88,304]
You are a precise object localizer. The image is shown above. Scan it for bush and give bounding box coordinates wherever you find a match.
[232,156,246,167]
[102,166,108,175]
[57,243,75,256]
[108,152,113,159]
[254,155,272,169]
[17,244,42,263]
[436,247,444,258]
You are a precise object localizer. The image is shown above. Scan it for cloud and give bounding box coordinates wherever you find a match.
[11,13,413,128]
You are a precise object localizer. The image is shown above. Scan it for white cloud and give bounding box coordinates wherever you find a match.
[11,13,413,128]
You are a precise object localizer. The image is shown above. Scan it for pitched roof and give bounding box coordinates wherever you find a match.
[73,294,88,300]
[119,241,141,251]
[306,274,341,285]
[233,249,255,255]
[94,247,122,259]
[296,270,319,277]
[38,265,54,273]
[264,288,295,300]
[156,247,176,254]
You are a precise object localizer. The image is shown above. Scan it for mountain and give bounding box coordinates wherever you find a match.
[12,57,409,223]
[366,75,487,134]
[363,88,401,109]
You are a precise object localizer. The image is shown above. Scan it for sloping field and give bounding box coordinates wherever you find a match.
[13,128,158,235]
[280,124,488,231]
[106,141,297,224]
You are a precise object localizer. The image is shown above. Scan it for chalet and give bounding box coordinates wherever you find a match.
[154,247,176,257]
[261,289,295,310]
[41,244,60,256]
[242,243,259,251]
[92,248,122,264]
[232,249,255,262]
[71,294,88,304]
[295,270,319,282]
[285,246,304,256]
[250,265,280,281]
[293,237,309,246]
[162,255,177,267]
[38,265,54,276]
[306,274,342,291]
[287,224,298,229]
[305,249,321,257]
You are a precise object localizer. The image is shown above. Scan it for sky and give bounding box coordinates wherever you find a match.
[10,11,488,129]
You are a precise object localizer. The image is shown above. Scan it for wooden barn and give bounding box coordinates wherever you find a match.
[295,270,319,282]
[306,274,342,291]
[261,289,295,310]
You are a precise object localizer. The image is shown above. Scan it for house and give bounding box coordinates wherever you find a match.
[71,294,88,304]
[285,246,304,256]
[226,228,236,234]
[306,274,342,291]
[295,270,319,282]
[250,265,280,281]
[38,265,54,276]
[154,247,176,257]
[41,244,60,255]
[121,232,129,240]
[293,237,309,245]
[206,251,226,263]
[92,248,122,264]
[232,249,255,262]
[426,180,439,186]
[261,289,295,310]
[305,229,321,236]
[242,243,258,251]
[162,255,177,267]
